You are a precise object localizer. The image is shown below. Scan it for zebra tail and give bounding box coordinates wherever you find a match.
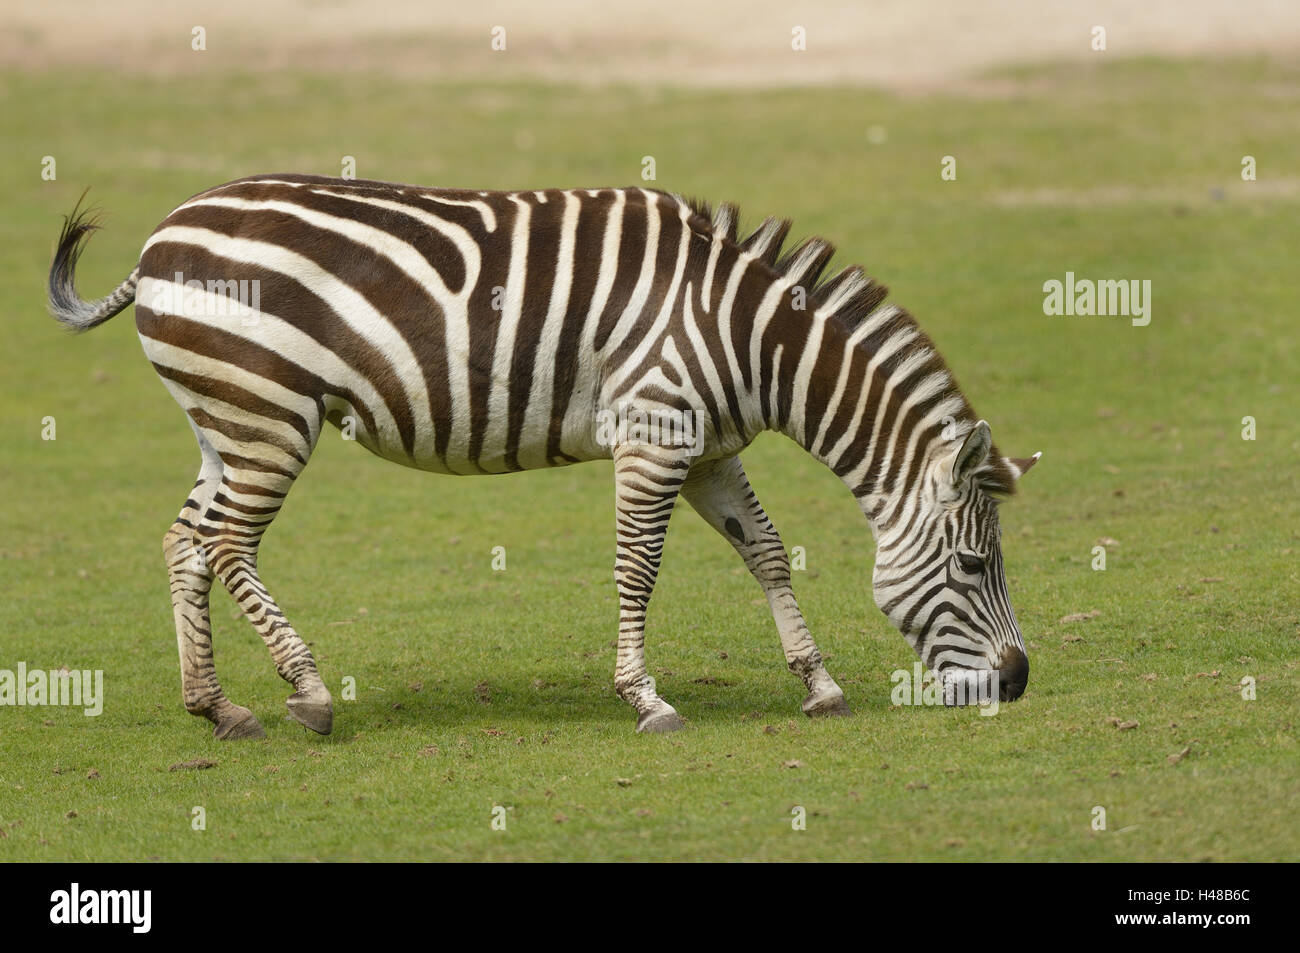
[47,193,139,333]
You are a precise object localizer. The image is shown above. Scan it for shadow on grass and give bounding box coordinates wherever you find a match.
[267,672,909,738]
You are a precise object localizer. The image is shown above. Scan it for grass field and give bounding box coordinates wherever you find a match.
[1,56,1297,861]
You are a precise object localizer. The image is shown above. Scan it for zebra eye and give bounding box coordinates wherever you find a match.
[955,552,984,575]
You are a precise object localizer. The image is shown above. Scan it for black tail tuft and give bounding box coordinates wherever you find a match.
[48,191,138,333]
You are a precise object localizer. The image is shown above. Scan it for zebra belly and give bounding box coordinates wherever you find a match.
[321,378,611,476]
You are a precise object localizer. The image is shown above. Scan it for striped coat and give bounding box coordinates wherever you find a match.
[48,174,1038,737]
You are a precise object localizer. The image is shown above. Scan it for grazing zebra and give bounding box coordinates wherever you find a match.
[47,175,1039,737]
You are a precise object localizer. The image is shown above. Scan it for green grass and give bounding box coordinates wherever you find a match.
[0,56,1297,861]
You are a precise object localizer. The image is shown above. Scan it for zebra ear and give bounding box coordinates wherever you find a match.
[951,420,992,486]
[1007,452,1043,480]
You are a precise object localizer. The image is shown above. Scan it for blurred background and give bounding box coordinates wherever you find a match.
[1,1,1297,861]
[6,0,1300,86]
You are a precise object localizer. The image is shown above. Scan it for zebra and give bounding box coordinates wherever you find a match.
[46,174,1040,737]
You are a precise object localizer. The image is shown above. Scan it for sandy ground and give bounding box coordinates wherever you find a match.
[3,0,1299,89]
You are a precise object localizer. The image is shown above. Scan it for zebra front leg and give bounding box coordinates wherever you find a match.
[681,456,851,718]
[198,473,333,735]
[612,444,691,733]
[165,468,265,739]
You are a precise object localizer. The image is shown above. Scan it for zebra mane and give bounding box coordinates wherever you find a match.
[682,195,888,331]
[681,194,1019,497]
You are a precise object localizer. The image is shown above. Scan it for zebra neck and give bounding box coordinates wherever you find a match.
[766,302,965,530]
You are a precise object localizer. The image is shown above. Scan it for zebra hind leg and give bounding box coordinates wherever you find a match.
[681,456,851,718]
[196,464,333,735]
[165,437,266,739]
[183,395,338,738]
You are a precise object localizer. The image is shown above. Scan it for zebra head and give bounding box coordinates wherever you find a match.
[870,420,1039,703]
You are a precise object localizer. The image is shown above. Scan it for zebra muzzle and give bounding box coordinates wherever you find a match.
[941,669,999,708]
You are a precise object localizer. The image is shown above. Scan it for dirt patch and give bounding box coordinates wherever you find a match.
[168,758,217,771]
[5,1,1300,89]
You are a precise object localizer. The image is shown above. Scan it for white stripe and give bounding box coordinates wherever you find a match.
[518,191,580,468]
[809,336,856,460]
[825,326,918,473]
[604,193,692,399]
[680,284,731,435]
[560,191,626,459]
[839,341,931,486]
[786,310,825,445]
[714,256,759,433]
[139,229,433,460]
[136,277,400,448]
[746,281,788,426]
[190,194,482,464]
[482,195,532,465]
[148,356,317,462]
[598,190,662,359]
[302,185,497,233]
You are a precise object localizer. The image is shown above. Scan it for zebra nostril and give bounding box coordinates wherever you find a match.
[997,646,1029,701]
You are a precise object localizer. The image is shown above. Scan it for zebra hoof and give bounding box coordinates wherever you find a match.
[802,690,852,718]
[213,707,266,740]
[637,709,685,733]
[286,691,333,735]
